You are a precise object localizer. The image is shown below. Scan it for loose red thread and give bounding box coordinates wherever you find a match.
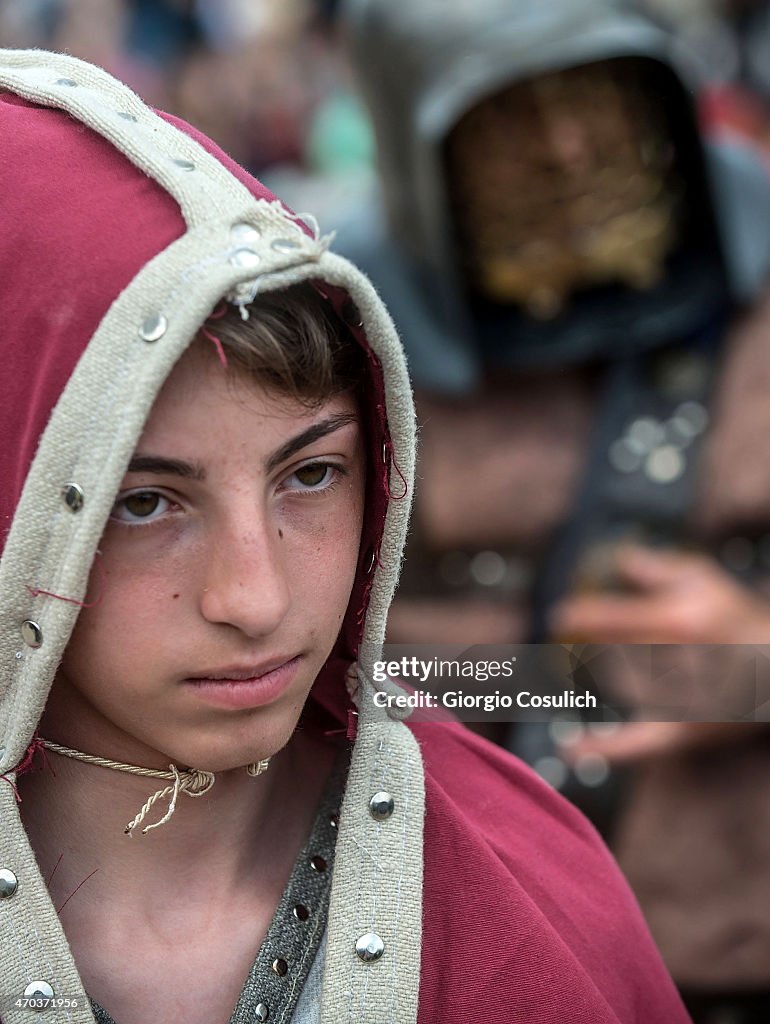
[13,735,49,777]
[47,853,64,887]
[25,586,93,608]
[1,735,52,802]
[203,303,229,367]
[323,727,348,738]
[383,438,409,501]
[25,552,106,609]
[346,709,359,741]
[202,326,228,367]
[356,577,376,626]
[356,589,370,625]
[57,868,99,915]
[355,539,384,627]
[0,774,19,801]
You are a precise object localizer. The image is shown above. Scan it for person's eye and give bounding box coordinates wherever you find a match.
[283,462,342,493]
[110,490,174,524]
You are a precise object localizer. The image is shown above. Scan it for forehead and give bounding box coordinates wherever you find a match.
[138,340,360,459]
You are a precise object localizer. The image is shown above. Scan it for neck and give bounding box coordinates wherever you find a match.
[17,730,337,922]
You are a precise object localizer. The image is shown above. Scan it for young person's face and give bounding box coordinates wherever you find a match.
[46,341,366,771]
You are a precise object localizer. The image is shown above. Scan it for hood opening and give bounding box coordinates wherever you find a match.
[441,55,730,366]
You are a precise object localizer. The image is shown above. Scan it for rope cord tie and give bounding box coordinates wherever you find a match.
[39,739,269,836]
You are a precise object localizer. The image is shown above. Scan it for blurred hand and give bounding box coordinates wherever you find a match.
[551,545,770,761]
[549,544,770,644]
[559,720,758,766]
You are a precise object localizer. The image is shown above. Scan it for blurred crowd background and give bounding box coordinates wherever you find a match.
[4,2,770,1022]
[0,0,367,181]
[3,1,770,204]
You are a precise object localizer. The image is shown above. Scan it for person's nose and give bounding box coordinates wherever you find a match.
[199,508,291,639]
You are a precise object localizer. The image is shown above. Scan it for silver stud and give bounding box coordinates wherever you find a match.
[293,904,310,921]
[573,752,610,788]
[172,158,195,171]
[24,981,54,1000]
[674,400,709,436]
[310,855,327,873]
[62,483,85,513]
[255,1004,269,1023]
[117,111,137,122]
[55,77,77,87]
[139,313,168,342]
[230,248,261,270]
[470,550,507,587]
[0,869,18,899]
[231,223,261,247]
[271,238,301,254]
[369,792,395,821]
[21,621,43,649]
[533,755,569,791]
[329,811,339,829]
[626,417,663,455]
[14,651,23,660]
[663,416,694,448]
[644,444,685,484]
[355,932,385,963]
[271,958,288,977]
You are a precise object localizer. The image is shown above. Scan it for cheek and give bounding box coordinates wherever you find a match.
[328,502,366,620]
[283,486,364,622]
[95,521,205,605]
[61,553,187,683]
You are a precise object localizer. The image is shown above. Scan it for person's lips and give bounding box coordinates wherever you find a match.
[182,655,303,709]
[187,656,299,682]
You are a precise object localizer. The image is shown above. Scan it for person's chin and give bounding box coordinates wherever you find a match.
[176,709,306,774]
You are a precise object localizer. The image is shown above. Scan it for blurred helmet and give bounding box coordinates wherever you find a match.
[343,0,770,380]
[446,57,686,318]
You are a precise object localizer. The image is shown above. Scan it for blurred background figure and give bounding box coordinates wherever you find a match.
[0,0,363,175]
[339,1,770,1021]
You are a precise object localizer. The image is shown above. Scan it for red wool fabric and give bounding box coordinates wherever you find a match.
[414,722,691,1022]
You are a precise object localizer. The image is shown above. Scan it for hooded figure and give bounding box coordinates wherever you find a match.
[341,0,770,1017]
[339,0,770,647]
[0,48,689,1024]
[343,0,770,383]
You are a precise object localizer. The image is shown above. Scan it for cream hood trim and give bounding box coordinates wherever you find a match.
[0,49,421,1024]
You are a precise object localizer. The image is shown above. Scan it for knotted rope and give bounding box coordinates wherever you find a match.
[40,739,269,835]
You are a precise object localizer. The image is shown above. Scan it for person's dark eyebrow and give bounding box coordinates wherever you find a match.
[126,455,206,480]
[266,414,358,474]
